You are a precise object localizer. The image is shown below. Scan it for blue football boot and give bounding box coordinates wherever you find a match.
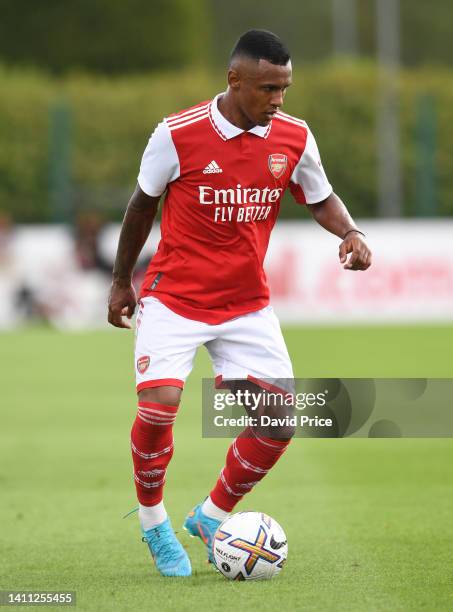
[142,517,192,577]
[183,503,223,563]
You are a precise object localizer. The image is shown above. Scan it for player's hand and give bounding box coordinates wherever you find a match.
[108,280,137,328]
[339,233,372,271]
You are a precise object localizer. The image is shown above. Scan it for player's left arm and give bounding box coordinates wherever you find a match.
[307,191,372,271]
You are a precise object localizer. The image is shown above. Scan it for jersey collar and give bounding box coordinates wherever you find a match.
[209,93,271,141]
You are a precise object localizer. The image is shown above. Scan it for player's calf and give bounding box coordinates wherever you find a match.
[209,426,292,513]
[131,401,178,506]
[130,397,192,576]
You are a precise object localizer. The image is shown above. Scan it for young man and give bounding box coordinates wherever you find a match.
[108,29,371,577]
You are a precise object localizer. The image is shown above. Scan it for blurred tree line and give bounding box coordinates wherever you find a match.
[0,0,210,74]
[1,62,452,222]
[1,0,452,222]
[210,0,453,68]
[1,0,453,73]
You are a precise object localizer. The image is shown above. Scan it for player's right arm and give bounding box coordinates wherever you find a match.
[108,119,180,329]
[108,186,159,329]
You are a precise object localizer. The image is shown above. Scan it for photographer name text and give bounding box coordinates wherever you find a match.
[212,415,332,428]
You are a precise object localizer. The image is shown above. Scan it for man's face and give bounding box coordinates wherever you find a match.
[228,57,292,127]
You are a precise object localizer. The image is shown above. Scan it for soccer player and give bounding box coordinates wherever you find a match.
[108,30,371,577]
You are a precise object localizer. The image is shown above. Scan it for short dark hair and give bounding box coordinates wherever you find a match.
[230,29,290,66]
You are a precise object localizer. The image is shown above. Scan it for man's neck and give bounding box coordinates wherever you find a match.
[217,90,255,132]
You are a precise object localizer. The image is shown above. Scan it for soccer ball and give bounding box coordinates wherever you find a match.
[212,511,288,580]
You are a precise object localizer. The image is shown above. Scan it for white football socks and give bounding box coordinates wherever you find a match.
[139,501,168,531]
[139,497,228,529]
[201,496,229,521]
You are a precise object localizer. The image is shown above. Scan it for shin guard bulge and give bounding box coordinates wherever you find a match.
[209,426,291,512]
[130,401,178,506]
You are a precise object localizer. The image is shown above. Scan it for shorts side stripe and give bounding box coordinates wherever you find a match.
[137,378,185,392]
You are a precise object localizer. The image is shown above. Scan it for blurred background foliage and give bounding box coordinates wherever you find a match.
[0,0,452,221]
[0,0,211,74]
[2,0,453,73]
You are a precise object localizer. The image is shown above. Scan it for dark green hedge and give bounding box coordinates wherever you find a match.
[0,0,211,75]
[1,61,452,222]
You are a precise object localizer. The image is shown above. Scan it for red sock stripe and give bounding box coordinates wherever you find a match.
[131,402,177,506]
[210,429,292,512]
[139,405,177,417]
[220,470,243,497]
[240,425,289,450]
[137,402,177,427]
[138,401,178,413]
[138,410,175,421]
[137,413,176,426]
[134,474,166,489]
[131,440,173,459]
[232,441,269,474]
[251,430,290,450]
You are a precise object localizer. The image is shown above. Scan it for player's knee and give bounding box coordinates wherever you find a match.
[268,424,296,442]
[262,401,296,441]
[138,385,182,406]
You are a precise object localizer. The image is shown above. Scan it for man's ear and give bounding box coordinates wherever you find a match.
[227,68,241,91]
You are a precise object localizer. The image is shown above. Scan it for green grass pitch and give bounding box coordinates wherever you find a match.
[1,326,453,611]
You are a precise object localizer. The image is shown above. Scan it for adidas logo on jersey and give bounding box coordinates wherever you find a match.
[203,160,223,174]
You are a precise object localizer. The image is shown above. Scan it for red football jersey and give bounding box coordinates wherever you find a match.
[137,94,332,324]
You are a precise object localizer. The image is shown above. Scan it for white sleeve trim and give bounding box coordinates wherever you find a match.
[305,184,333,205]
[137,119,180,197]
[290,125,333,204]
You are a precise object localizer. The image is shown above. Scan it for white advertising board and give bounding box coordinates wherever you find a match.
[265,220,453,323]
[1,220,452,327]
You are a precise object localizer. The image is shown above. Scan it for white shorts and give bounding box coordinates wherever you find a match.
[134,297,293,394]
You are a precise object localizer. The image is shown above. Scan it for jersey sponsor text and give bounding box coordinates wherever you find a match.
[199,184,283,205]
[214,205,272,223]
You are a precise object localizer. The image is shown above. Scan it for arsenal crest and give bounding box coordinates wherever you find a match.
[137,355,150,374]
[268,154,287,179]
